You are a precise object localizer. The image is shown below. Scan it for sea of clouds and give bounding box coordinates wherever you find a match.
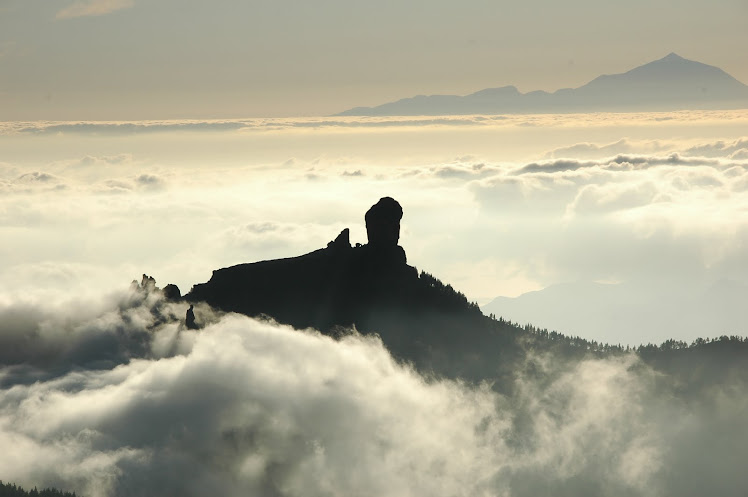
[1,112,747,343]
[1,287,747,497]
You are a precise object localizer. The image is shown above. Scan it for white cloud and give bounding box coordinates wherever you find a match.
[544,138,674,160]
[567,181,660,215]
[1,290,747,496]
[56,0,134,20]
[685,138,748,158]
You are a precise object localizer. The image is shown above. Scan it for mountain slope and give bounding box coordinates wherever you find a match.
[337,53,748,116]
[181,197,748,392]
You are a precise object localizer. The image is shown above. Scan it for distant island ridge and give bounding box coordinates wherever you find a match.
[336,53,748,116]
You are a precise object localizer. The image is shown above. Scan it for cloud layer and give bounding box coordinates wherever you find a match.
[3,109,747,136]
[1,290,747,497]
[56,0,134,20]
[0,114,747,346]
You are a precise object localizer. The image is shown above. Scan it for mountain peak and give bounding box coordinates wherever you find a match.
[468,86,520,98]
[336,54,748,116]
[661,52,685,61]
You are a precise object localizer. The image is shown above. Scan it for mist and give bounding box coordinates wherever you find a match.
[1,286,747,496]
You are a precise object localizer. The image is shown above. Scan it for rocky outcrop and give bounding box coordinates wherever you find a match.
[186,198,418,331]
[185,304,198,330]
[365,197,402,247]
[180,197,524,381]
[162,284,182,301]
[363,197,407,266]
[327,228,351,251]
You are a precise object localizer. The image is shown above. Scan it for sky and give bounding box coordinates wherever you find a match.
[1,0,748,120]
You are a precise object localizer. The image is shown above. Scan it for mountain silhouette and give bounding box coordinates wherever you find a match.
[337,53,748,116]
[182,197,748,389]
[482,278,748,347]
[186,197,507,381]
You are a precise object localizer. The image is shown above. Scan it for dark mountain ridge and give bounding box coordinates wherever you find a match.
[186,198,504,381]
[337,53,748,116]
[182,197,748,390]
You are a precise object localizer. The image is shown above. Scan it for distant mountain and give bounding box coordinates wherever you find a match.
[337,53,748,116]
[481,278,748,346]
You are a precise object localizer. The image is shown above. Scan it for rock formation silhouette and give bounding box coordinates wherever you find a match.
[326,227,350,251]
[365,196,401,246]
[183,196,748,386]
[163,283,181,301]
[185,197,503,379]
[141,274,156,292]
[107,194,746,393]
[185,304,198,330]
[187,197,420,331]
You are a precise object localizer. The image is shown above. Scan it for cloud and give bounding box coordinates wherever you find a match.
[17,172,59,183]
[208,221,349,258]
[134,173,166,190]
[56,0,134,19]
[430,162,499,180]
[460,144,748,320]
[515,153,723,175]
[567,181,661,215]
[467,150,747,222]
[544,138,674,159]
[5,118,490,136]
[0,285,206,380]
[7,112,745,137]
[0,292,507,496]
[79,154,133,166]
[685,138,748,158]
[1,290,747,496]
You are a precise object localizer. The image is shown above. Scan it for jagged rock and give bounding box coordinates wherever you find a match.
[327,228,351,251]
[140,274,156,293]
[187,197,417,331]
[186,304,198,330]
[163,284,181,301]
[365,197,402,247]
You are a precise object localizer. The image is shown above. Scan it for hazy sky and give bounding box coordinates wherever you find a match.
[1,0,747,120]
